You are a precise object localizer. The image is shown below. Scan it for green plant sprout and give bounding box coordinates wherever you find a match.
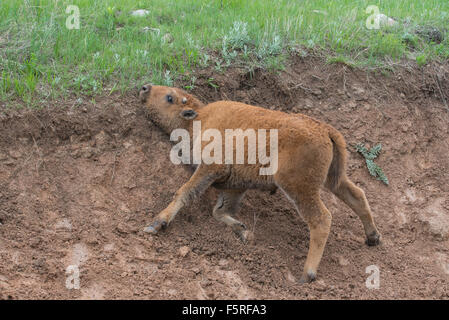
[355,143,389,185]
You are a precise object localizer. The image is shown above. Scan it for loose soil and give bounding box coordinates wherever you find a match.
[1,56,448,299]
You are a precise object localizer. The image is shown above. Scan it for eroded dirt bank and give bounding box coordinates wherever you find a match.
[0,56,448,299]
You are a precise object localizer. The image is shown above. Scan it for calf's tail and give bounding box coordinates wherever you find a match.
[326,126,347,191]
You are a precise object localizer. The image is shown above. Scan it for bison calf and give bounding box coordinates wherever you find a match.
[139,84,381,283]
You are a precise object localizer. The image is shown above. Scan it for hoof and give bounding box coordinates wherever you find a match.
[143,220,167,234]
[237,230,252,244]
[239,234,248,244]
[233,229,248,244]
[366,231,381,246]
[232,223,248,243]
[299,272,316,284]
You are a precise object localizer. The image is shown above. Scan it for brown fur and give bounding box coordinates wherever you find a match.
[139,84,381,283]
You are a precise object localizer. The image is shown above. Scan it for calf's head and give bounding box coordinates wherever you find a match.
[139,84,203,132]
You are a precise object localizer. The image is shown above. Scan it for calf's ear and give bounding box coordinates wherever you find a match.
[179,108,198,120]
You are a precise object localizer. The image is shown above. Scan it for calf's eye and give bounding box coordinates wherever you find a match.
[166,95,173,103]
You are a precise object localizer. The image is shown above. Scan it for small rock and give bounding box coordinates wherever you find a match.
[54,218,72,231]
[18,137,29,144]
[30,237,42,249]
[59,231,72,241]
[119,202,131,214]
[207,292,216,299]
[70,150,81,158]
[103,243,115,252]
[315,279,327,291]
[192,267,201,274]
[8,150,21,159]
[125,183,137,190]
[218,259,228,267]
[353,86,365,96]
[115,223,129,234]
[285,270,296,283]
[178,246,190,257]
[374,14,397,27]
[167,288,177,296]
[4,159,16,166]
[82,147,95,158]
[131,9,150,17]
[162,33,174,44]
[94,131,108,148]
[86,235,99,245]
[338,255,349,266]
[142,27,160,35]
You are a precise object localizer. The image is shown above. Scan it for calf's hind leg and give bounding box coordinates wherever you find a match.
[213,189,249,243]
[331,178,381,246]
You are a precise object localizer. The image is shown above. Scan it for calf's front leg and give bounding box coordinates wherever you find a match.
[143,165,222,234]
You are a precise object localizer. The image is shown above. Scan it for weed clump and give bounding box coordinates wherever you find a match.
[355,143,389,185]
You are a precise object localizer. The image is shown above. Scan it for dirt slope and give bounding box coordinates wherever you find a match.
[0,56,448,299]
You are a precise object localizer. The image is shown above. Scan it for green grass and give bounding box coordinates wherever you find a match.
[0,0,448,106]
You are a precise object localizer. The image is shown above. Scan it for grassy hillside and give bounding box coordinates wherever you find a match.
[0,0,448,105]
